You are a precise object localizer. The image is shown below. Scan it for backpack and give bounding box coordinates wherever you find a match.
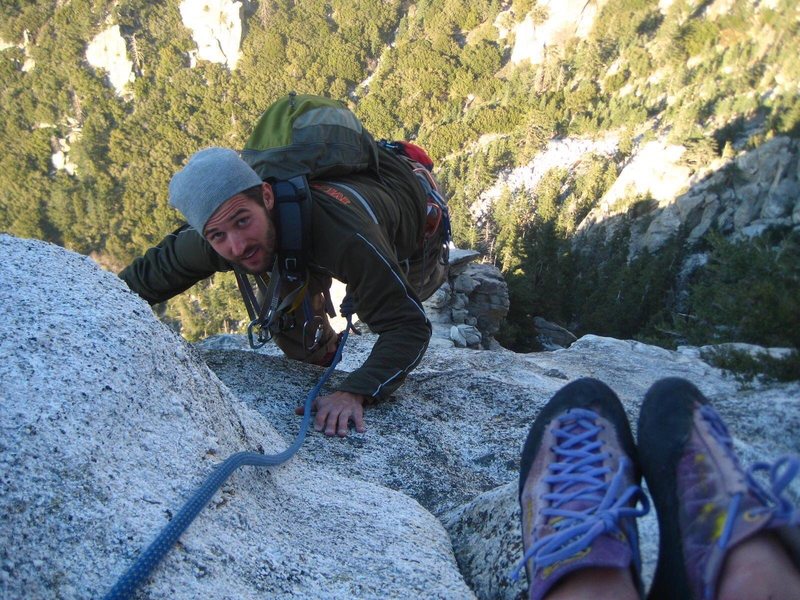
[241,92,380,182]
[235,93,449,350]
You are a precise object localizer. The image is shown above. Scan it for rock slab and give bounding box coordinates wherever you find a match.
[0,235,473,599]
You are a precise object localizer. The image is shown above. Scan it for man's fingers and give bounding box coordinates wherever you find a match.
[336,405,365,437]
[314,404,328,432]
[353,408,366,433]
[308,393,366,437]
[326,411,340,437]
[336,410,349,437]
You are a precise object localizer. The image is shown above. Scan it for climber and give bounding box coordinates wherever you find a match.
[120,145,449,437]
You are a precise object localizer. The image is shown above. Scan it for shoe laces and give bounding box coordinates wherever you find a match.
[699,405,800,550]
[512,408,649,580]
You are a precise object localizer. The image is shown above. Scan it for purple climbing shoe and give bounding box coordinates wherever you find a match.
[638,377,800,600]
[515,378,649,600]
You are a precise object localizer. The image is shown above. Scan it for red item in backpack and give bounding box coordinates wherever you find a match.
[397,141,434,171]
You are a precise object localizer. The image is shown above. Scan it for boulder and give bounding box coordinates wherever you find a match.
[454,273,480,294]
[424,250,509,348]
[733,182,766,229]
[448,248,482,275]
[204,330,799,599]
[0,235,473,599]
[532,316,577,349]
[688,196,720,243]
[441,335,800,599]
[578,136,800,258]
[761,179,798,219]
[450,324,468,347]
[460,263,510,343]
[450,324,482,348]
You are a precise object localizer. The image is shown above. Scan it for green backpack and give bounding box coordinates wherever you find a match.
[241,91,380,181]
[237,92,381,349]
[236,93,448,352]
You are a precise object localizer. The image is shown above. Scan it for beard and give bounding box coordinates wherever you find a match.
[238,247,275,275]
[236,226,276,275]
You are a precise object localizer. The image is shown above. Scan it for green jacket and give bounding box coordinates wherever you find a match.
[120,147,432,399]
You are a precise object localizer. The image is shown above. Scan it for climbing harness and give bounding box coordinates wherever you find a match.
[234,175,333,351]
[103,301,357,600]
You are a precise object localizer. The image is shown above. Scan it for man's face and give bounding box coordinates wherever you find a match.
[203,183,276,274]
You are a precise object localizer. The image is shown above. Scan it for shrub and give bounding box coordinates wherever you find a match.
[701,347,800,384]
[683,230,800,350]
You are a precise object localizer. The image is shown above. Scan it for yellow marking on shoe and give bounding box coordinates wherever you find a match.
[542,548,591,578]
[700,503,716,519]
[524,502,533,524]
[713,511,728,540]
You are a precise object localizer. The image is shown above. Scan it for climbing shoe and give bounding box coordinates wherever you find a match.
[514,378,649,600]
[638,377,800,600]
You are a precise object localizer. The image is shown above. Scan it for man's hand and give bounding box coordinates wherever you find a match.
[295,391,366,437]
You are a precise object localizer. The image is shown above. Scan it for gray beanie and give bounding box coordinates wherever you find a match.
[169,147,263,233]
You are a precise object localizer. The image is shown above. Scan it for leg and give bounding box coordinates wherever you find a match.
[406,228,448,302]
[716,532,800,600]
[638,377,800,600]
[515,378,649,600]
[545,567,638,600]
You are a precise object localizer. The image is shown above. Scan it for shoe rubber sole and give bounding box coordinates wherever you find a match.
[638,377,708,600]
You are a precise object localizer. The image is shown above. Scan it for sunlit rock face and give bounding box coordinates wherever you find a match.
[578,136,800,255]
[179,0,243,69]
[592,140,693,212]
[476,136,618,212]
[85,25,134,95]
[510,0,607,65]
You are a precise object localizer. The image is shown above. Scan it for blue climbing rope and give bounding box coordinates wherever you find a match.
[104,309,356,600]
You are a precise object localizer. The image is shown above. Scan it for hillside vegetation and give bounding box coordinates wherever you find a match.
[1,0,798,374]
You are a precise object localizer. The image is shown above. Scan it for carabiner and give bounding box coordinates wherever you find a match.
[302,315,325,352]
[247,318,272,349]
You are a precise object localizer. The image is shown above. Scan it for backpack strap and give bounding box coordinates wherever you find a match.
[272,175,312,282]
[235,175,343,349]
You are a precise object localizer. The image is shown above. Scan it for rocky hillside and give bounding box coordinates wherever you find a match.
[1,0,798,352]
[3,234,798,598]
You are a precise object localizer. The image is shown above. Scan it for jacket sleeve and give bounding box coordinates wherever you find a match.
[333,231,431,400]
[119,225,231,305]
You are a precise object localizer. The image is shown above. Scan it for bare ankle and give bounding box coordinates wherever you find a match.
[717,532,800,600]
[544,567,638,600]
